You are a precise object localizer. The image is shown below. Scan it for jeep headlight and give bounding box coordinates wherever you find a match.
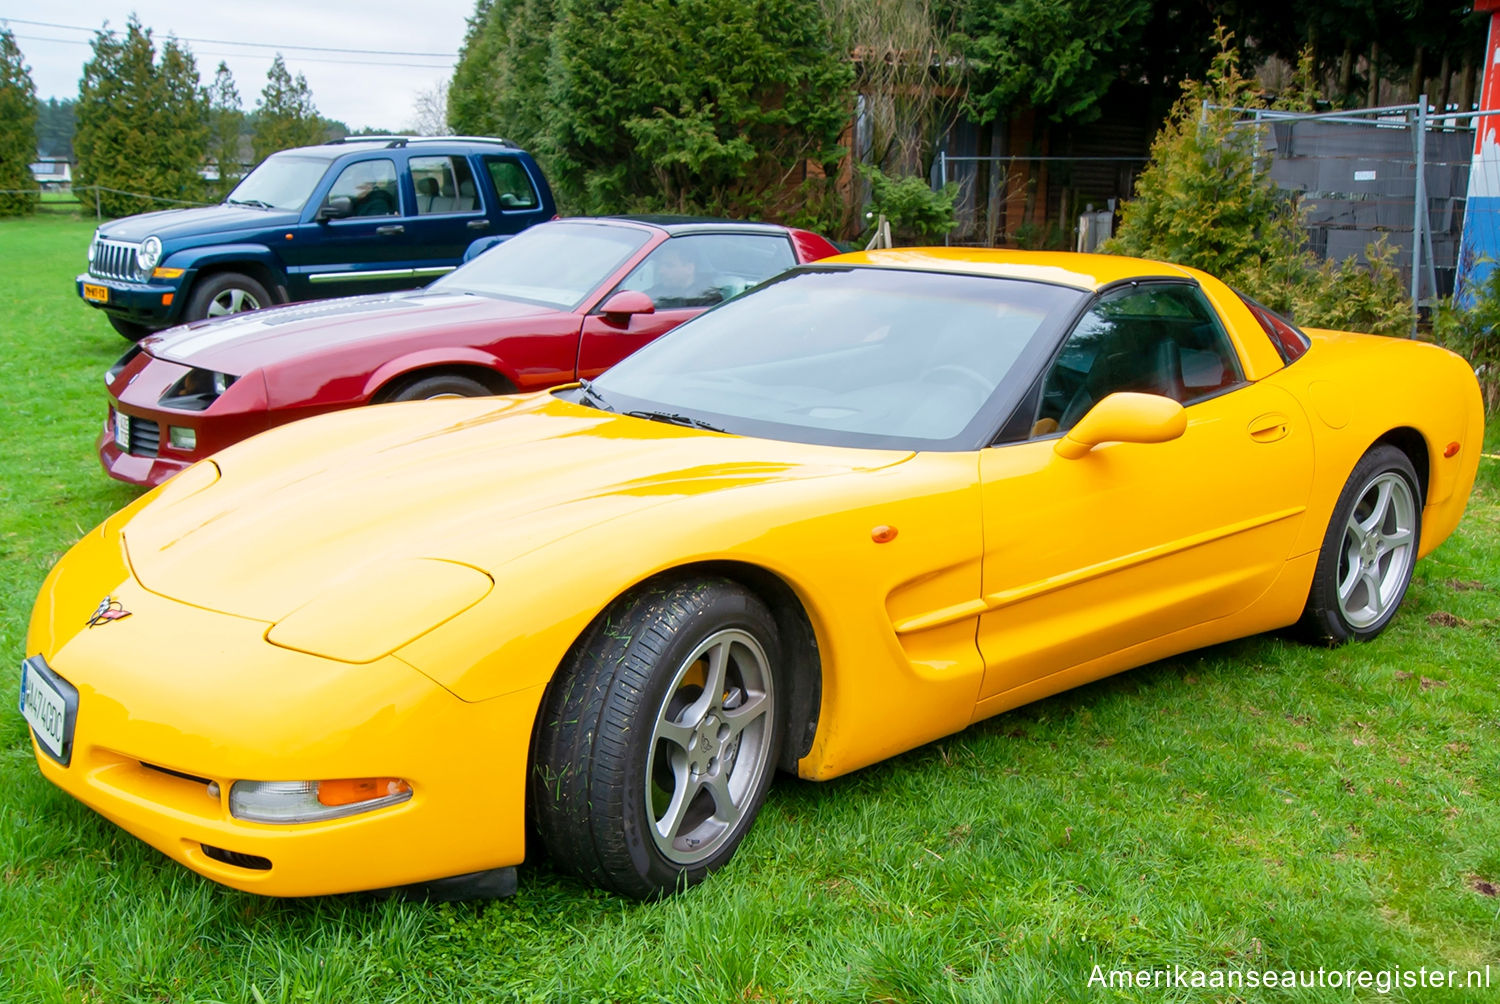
[87,230,100,264]
[136,236,163,276]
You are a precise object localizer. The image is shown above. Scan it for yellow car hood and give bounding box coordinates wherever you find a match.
[122,392,913,622]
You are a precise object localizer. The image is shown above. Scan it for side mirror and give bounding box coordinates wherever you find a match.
[598,289,656,326]
[1054,392,1186,459]
[316,196,353,222]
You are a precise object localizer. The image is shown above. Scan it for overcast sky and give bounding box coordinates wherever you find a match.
[3,2,479,131]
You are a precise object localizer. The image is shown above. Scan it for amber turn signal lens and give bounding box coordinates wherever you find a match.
[316,777,411,807]
[1444,442,1460,458]
[871,525,899,543]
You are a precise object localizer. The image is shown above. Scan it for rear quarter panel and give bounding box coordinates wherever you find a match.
[1276,329,1483,559]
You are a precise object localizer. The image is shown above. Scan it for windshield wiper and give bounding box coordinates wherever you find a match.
[625,409,725,433]
[576,378,615,413]
[225,198,274,209]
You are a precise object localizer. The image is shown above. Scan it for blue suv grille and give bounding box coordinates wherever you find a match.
[91,239,142,282]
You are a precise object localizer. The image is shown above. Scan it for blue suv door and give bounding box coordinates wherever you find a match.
[402,152,494,281]
[284,155,419,298]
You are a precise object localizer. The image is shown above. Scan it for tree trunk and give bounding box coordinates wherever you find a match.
[1409,46,1425,105]
[1366,42,1380,108]
[1339,42,1354,105]
[974,118,994,246]
[1457,45,1476,129]
[1437,49,1453,122]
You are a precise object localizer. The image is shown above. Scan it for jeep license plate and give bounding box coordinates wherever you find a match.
[83,283,109,303]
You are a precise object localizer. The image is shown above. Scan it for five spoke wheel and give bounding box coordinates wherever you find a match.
[532,577,784,898]
[1336,472,1417,630]
[1301,444,1422,643]
[646,629,774,865]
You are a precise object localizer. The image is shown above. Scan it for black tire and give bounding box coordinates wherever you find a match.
[184,271,271,322]
[385,374,493,401]
[1299,443,1422,645]
[107,315,152,341]
[532,577,784,899]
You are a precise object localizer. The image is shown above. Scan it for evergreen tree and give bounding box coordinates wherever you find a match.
[550,0,853,225]
[252,55,323,162]
[208,62,245,198]
[36,98,76,160]
[75,17,209,217]
[0,28,40,216]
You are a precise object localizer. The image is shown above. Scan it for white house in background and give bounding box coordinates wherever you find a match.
[30,157,72,190]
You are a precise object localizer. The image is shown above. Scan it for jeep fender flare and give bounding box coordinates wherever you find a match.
[162,245,288,300]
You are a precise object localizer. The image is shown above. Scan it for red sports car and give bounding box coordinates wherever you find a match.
[100,217,839,486]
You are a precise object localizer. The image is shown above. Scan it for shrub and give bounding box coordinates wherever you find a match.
[1433,269,1500,412]
[1106,27,1412,337]
[858,164,956,244]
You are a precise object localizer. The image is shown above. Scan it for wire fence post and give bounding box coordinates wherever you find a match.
[1411,95,1428,337]
[937,150,949,247]
[93,186,101,221]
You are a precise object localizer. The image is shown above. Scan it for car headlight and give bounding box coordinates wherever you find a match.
[158,367,239,411]
[266,558,493,663]
[136,236,163,275]
[87,230,100,264]
[229,778,412,823]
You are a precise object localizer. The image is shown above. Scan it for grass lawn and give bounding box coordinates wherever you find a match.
[1,206,1497,1003]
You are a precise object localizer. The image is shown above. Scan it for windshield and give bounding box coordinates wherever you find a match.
[587,267,1085,450]
[227,154,335,211]
[432,221,652,309]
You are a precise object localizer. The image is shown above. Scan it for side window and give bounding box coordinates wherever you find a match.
[484,157,539,210]
[410,155,480,215]
[1033,283,1244,436]
[324,159,399,217]
[611,234,796,309]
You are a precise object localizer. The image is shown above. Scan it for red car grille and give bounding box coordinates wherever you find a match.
[118,412,161,457]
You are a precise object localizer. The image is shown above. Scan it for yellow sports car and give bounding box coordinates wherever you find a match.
[21,250,1484,900]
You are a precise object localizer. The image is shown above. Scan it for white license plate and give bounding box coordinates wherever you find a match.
[19,657,77,764]
[114,411,130,451]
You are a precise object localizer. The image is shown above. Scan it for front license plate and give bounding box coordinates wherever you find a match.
[114,410,130,451]
[83,283,109,303]
[19,656,78,765]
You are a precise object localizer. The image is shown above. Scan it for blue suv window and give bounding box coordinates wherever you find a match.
[325,159,400,217]
[484,157,539,210]
[411,155,480,215]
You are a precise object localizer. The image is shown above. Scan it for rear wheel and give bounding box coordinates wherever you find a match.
[532,577,783,898]
[185,272,270,322]
[1299,444,1421,644]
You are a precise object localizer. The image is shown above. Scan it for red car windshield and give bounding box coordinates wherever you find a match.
[433,222,651,310]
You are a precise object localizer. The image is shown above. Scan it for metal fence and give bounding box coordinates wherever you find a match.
[1227,99,1488,311]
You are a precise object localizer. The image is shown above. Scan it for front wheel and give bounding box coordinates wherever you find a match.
[107,315,152,341]
[184,272,270,322]
[532,577,783,898]
[1299,444,1422,644]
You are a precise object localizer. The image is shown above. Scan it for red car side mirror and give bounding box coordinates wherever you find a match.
[598,289,656,326]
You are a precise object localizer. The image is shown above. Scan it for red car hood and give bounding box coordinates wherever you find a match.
[144,291,565,374]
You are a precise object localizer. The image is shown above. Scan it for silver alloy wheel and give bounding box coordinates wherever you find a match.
[645,628,774,866]
[205,287,262,316]
[1336,471,1417,629]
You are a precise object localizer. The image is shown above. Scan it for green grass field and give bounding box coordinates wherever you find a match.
[1,206,1497,1003]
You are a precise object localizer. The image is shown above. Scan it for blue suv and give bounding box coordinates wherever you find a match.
[77,136,556,339]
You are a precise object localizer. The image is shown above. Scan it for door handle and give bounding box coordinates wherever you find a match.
[376,225,405,236]
[1248,412,1290,443]
[467,220,490,231]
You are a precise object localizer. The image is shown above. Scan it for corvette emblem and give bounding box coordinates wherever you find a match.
[86,596,132,627]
